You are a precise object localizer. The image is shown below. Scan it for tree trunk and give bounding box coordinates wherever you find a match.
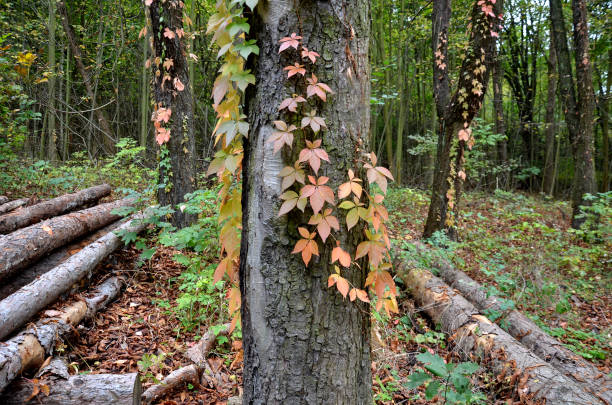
[542,33,558,195]
[0,213,145,341]
[1,358,141,405]
[0,197,130,282]
[430,253,612,402]
[0,277,124,392]
[602,49,610,192]
[47,0,57,161]
[57,0,114,154]
[148,0,196,229]
[397,265,604,404]
[492,47,508,188]
[139,21,149,150]
[549,0,596,228]
[0,184,111,235]
[240,2,372,403]
[424,0,503,239]
[0,198,29,216]
[0,219,124,301]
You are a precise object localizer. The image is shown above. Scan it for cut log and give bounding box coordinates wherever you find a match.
[0,196,8,205]
[185,323,231,368]
[0,184,111,234]
[0,220,125,301]
[0,358,141,405]
[141,365,199,405]
[430,251,612,402]
[0,213,146,340]
[0,197,132,282]
[0,198,29,216]
[0,277,124,393]
[397,264,604,404]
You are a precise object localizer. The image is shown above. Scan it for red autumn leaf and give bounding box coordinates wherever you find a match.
[308,208,340,242]
[364,154,394,194]
[155,127,171,145]
[306,74,333,101]
[176,28,185,38]
[173,77,185,91]
[300,175,335,214]
[279,32,302,53]
[278,95,306,112]
[292,227,319,266]
[163,58,174,70]
[331,243,351,267]
[298,139,330,174]
[267,120,296,153]
[284,63,306,78]
[301,110,326,133]
[163,27,176,39]
[301,47,320,63]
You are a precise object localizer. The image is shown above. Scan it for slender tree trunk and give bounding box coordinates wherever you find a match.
[139,19,149,150]
[602,49,611,192]
[62,45,71,158]
[57,0,114,154]
[424,0,503,239]
[492,46,507,189]
[47,0,57,161]
[542,34,557,195]
[148,0,196,229]
[549,0,596,227]
[240,1,372,403]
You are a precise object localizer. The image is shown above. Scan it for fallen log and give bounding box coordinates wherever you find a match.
[397,264,604,404]
[0,184,111,234]
[0,212,146,340]
[0,197,132,282]
[141,323,232,404]
[0,196,8,205]
[430,252,612,402]
[0,357,141,405]
[0,277,124,392]
[0,219,125,301]
[0,198,28,216]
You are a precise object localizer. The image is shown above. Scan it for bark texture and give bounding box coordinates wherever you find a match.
[1,358,141,405]
[549,0,596,227]
[0,198,29,216]
[240,1,372,403]
[0,277,123,392]
[0,184,111,234]
[542,34,558,195]
[141,365,198,405]
[432,254,612,402]
[0,197,131,282]
[492,47,508,188]
[0,220,124,301]
[149,0,196,229]
[423,0,502,239]
[0,214,145,340]
[397,265,604,404]
[0,196,8,205]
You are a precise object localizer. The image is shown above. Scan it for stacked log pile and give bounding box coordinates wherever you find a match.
[0,185,150,403]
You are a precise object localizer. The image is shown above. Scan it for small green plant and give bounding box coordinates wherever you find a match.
[137,352,169,384]
[572,192,612,243]
[405,352,484,404]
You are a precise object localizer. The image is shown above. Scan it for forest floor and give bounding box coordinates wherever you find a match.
[6,174,610,404]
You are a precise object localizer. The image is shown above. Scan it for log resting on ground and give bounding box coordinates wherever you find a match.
[0,196,8,205]
[0,219,125,301]
[0,197,132,282]
[0,198,29,216]
[0,184,111,234]
[141,365,199,405]
[397,264,604,404]
[0,277,124,393]
[0,212,146,340]
[425,246,612,402]
[0,357,141,405]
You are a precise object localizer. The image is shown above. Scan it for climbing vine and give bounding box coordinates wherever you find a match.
[207,2,399,328]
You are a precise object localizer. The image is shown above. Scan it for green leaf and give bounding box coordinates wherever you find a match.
[425,380,441,400]
[231,71,256,92]
[416,352,448,378]
[227,21,250,37]
[140,247,156,261]
[235,40,259,59]
[404,371,431,389]
[454,361,479,375]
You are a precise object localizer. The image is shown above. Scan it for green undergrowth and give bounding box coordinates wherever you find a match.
[387,186,611,365]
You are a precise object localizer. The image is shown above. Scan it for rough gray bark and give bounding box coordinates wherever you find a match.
[0,198,29,216]
[0,220,124,301]
[1,358,141,405]
[148,0,196,229]
[0,214,145,341]
[432,254,612,402]
[0,196,8,205]
[0,197,130,282]
[0,184,111,234]
[240,1,372,404]
[397,265,604,404]
[0,277,124,392]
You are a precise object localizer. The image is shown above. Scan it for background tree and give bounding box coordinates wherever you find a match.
[239,0,373,403]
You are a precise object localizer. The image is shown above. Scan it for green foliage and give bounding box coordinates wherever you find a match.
[137,352,169,384]
[572,192,612,243]
[405,352,484,404]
